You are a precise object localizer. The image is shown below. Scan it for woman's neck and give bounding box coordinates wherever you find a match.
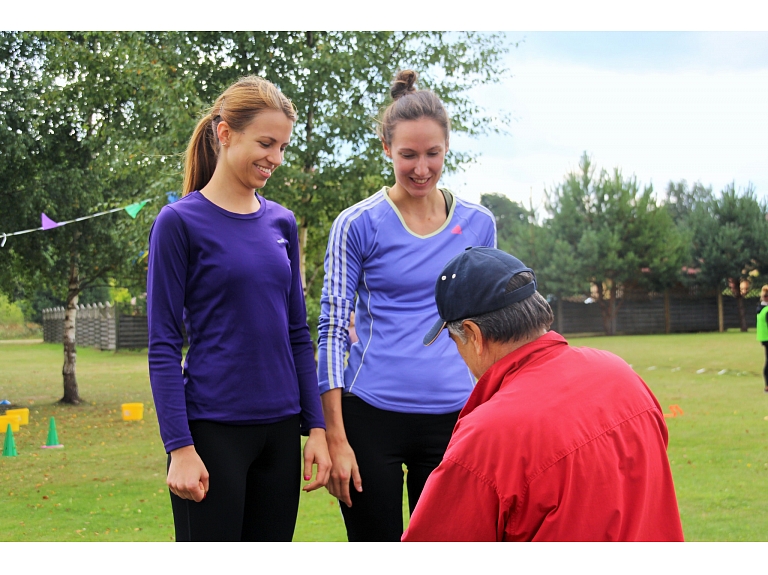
[200,169,261,214]
[388,184,447,236]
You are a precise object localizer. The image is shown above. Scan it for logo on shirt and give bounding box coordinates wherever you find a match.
[277,238,288,245]
[451,225,462,235]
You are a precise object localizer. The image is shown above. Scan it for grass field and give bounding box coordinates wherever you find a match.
[1,331,767,541]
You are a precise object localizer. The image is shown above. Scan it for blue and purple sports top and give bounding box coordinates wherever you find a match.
[317,187,497,414]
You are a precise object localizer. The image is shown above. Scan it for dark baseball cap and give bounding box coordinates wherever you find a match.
[423,247,537,346]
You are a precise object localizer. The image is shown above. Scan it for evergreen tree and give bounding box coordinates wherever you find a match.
[687,183,768,331]
[544,153,686,335]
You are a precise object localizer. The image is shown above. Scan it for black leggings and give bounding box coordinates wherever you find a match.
[340,394,460,542]
[168,415,301,542]
[763,342,768,387]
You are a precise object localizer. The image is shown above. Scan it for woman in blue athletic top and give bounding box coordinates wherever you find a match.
[147,76,330,541]
[317,70,497,541]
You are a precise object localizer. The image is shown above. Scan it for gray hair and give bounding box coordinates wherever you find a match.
[446,272,554,344]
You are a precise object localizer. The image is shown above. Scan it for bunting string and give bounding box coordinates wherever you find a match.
[0,199,154,248]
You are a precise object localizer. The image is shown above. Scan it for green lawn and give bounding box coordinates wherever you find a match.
[1,331,767,541]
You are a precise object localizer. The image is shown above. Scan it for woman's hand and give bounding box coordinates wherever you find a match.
[326,435,363,507]
[302,428,331,492]
[320,388,363,507]
[167,445,209,502]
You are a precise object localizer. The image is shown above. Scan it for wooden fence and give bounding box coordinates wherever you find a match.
[554,294,758,335]
[42,303,144,350]
[42,295,760,350]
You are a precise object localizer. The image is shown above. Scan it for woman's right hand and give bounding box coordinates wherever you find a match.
[321,388,363,507]
[326,436,363,507]
[167,445,209,502]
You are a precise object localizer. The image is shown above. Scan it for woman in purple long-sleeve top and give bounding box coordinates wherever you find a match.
[147,76,330,542]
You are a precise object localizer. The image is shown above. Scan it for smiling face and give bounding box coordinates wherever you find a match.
[383,118,448,200]
[218,109,294,192]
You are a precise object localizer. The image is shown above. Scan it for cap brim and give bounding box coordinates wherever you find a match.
[423,318,447,346]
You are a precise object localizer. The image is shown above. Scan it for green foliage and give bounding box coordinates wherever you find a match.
[480,192,534,252]
[663,180,768,299]
[109,286,134,305]
[0,294,41,339]
[186,32,512,304]
[1,31,512,339]
[78,285,111,306]
[682,183,768,331]
[0,293,25,325]
[687,183,768,291]
[0,32,182,303]
[542,152,687,334]
[0,32,203,400]
[479,193,556,293]
[664,179,714,227]
[7,287,64,325]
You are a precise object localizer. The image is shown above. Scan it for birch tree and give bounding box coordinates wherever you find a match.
[0,32,184,403]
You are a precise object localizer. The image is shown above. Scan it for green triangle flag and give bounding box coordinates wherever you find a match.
[124,200,149,219]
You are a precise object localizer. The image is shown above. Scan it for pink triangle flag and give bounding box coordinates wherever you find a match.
[41,213,59,230]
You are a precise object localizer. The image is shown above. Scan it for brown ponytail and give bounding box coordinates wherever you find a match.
[377,69,450,146]
[182,76,298,195]
[183,116,219,196]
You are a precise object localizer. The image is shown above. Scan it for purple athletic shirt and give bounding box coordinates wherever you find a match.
[147,191,324,453]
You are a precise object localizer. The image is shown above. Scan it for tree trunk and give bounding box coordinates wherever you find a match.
[299,215,309,296]
[717,290,724,333]
[60,255,82,405]
[597,281,620,336]
[299,32,316,298]
[595,282,612,336]
[736,289,747,332]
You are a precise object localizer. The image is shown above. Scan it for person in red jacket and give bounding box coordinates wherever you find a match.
[403,247,684,542]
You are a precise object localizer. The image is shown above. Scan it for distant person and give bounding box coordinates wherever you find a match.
[403,247,684,541]
[316,69,497,541]
[147,76,329,542]
[756,285,768,393]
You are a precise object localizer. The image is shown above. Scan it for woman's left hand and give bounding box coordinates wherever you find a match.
[302,428,331,492]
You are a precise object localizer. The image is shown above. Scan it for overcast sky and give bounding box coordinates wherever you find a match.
[443,31,768,214]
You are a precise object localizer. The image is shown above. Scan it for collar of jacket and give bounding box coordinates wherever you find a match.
[459,330,569,419]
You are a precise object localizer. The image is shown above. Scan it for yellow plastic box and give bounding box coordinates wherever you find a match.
[0,415,21,432]
[5,408,29,425]
[121,403,144,421]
